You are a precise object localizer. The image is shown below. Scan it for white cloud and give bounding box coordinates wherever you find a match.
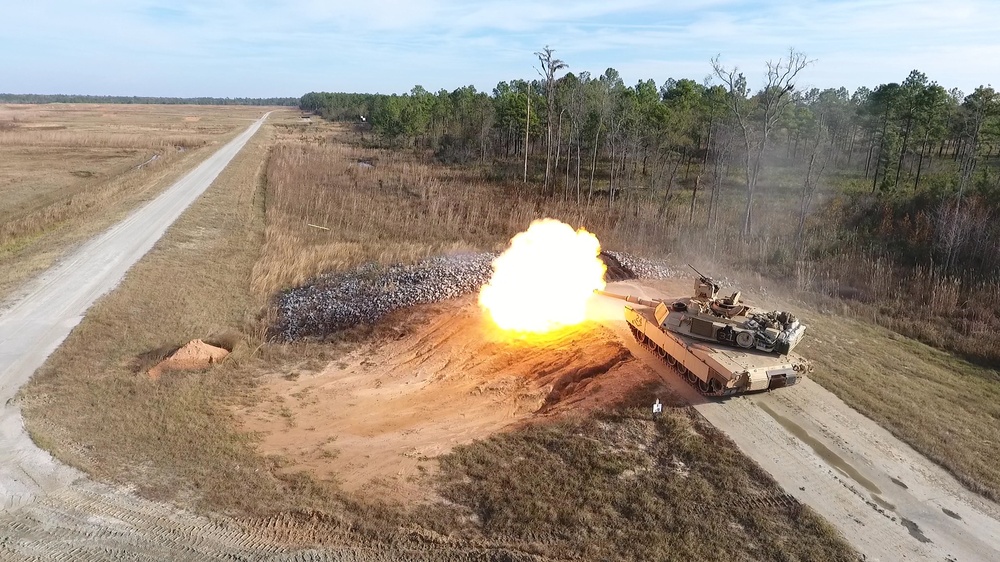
[1,0,998,96]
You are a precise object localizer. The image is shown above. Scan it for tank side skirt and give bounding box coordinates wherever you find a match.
[626,306,729,396]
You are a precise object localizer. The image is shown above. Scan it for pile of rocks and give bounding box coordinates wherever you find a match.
[605,251,674,280]
[274,251,675,341]
[274,254,496,341]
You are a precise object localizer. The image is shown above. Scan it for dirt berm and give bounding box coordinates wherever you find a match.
[240,294,653,502]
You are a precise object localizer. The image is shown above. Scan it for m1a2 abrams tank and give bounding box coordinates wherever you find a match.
[597,267,811,397]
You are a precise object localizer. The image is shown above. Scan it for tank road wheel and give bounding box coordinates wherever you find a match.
[665,354,676,366]
[657,345,668,359]
[698,378,712,393]
[735,331,755,349]
[708,379,723,394]
[686,369,698,384]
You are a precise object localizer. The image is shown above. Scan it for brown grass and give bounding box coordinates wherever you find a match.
[437,405,855,561]
[252,125,700,297]
[251,124,831,302]
[789,254,1000,366]
[0,104,268,300]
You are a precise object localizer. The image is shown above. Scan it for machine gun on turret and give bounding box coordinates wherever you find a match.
[688,264,721,300]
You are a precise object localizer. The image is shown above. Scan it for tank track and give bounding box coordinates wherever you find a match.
[627,324,737,398]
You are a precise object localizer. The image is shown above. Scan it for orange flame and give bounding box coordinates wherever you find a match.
[479,219,606,334]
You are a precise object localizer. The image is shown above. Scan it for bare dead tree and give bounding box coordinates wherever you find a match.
[797,122,830,255]
[944,87,997,275]
[524,87,530,184]
[535,46,568,196]
[712,49,812,239]
[706,118,736,229]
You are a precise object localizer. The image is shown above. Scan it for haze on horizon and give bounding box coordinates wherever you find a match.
[2,0,997,99]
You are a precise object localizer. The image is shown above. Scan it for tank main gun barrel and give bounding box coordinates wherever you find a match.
[595,289,660,308]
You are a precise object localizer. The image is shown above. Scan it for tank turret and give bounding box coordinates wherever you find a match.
[596,272,811,396]
[600,268,806,356]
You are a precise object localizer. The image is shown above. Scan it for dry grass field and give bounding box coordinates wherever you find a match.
[0,103,266,298]
[252,124,708,299]
[436,408,854,561]
[19,115,857,559]
[20,109,282,511]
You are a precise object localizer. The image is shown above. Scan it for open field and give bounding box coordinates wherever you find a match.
[0,111,309,560]
[18,110,284,512]
[10,114,859,559]
[9,115,1000,559]
[0,103,267,299]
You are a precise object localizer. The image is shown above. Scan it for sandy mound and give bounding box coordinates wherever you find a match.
[148,339,229,380]
[238,294,660,503]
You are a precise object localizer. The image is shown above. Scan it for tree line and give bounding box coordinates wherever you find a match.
[0,93,298,106]
[300,48,1000,282]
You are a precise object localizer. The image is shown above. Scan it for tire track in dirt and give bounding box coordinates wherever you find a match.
[2,480,547,561]
[3,481,282,560]
[594,282,1000,561]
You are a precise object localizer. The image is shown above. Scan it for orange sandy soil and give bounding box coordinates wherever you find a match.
[237,292,667,503]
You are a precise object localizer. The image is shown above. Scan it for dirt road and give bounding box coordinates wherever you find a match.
[594,281,1000,562]
[0,114,290,559]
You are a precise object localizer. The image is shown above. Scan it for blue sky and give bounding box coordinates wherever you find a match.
[2,0,998,98]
